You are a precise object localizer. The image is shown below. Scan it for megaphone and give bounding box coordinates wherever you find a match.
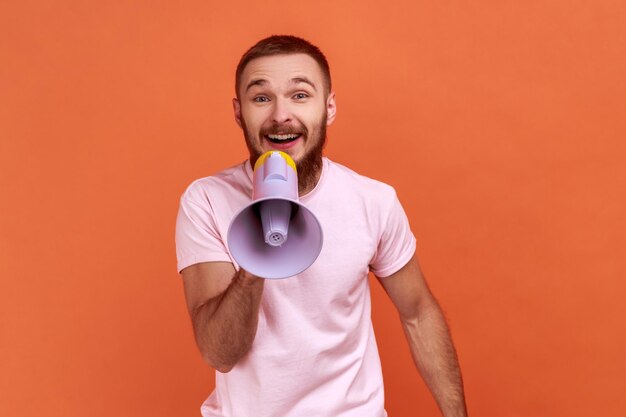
[227,151,323,279]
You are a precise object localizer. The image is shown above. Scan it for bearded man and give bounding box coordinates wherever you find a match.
[175,35,468,417]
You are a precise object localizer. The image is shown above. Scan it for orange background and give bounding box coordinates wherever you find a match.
[1,1,625,416]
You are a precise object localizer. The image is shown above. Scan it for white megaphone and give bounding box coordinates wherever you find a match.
[227,151,323,279]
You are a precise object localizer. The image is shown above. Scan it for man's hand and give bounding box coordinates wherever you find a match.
[181,262,264,373]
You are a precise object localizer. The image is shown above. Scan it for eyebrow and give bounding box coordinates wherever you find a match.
[290,77,317,91]
[245,79,268,92]
[245,77,318,92]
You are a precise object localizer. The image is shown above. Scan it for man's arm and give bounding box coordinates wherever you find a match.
[180,262,264,373]
[376,254,468,417]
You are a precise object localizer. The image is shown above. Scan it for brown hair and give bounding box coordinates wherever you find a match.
[235,35,331,97]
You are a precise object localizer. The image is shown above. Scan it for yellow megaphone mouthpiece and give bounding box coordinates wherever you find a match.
[254,151,297,173]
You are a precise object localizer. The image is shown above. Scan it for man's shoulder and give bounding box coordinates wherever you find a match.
[180,161,250,204]
[326,158,396,197]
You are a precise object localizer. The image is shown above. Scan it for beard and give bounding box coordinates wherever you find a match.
[241,115,327,194]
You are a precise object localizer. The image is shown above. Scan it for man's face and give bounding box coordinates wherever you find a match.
[233,53,336,169]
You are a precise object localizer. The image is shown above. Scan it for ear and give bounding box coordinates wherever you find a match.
[326,92,337,126]
[233,98,242,128]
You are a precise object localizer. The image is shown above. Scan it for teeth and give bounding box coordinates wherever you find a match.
[268,134,299,141]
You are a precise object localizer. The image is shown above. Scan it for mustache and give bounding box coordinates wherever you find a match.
[260,123,308,137]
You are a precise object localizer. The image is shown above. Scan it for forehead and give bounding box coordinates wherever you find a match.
[240,53,325,91]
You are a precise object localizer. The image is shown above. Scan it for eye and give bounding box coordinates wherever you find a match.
[253,96,270,103]
[293,92,309,100]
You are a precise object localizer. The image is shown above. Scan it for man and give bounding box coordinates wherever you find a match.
[175,35,468,417]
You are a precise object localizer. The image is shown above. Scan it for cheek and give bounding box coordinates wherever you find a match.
[241,113,265,133]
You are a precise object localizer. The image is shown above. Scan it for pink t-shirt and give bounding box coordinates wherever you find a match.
[176,157,416,417]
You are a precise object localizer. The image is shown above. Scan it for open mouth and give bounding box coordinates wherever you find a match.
[265,133,302,145]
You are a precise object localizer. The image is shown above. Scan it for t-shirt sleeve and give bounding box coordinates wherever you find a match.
[175,187,232,274]
[369,189,417,278]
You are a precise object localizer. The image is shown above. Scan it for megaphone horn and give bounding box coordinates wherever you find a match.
[227,151,323,279]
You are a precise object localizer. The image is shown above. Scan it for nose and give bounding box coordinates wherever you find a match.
[270,98,292,125]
